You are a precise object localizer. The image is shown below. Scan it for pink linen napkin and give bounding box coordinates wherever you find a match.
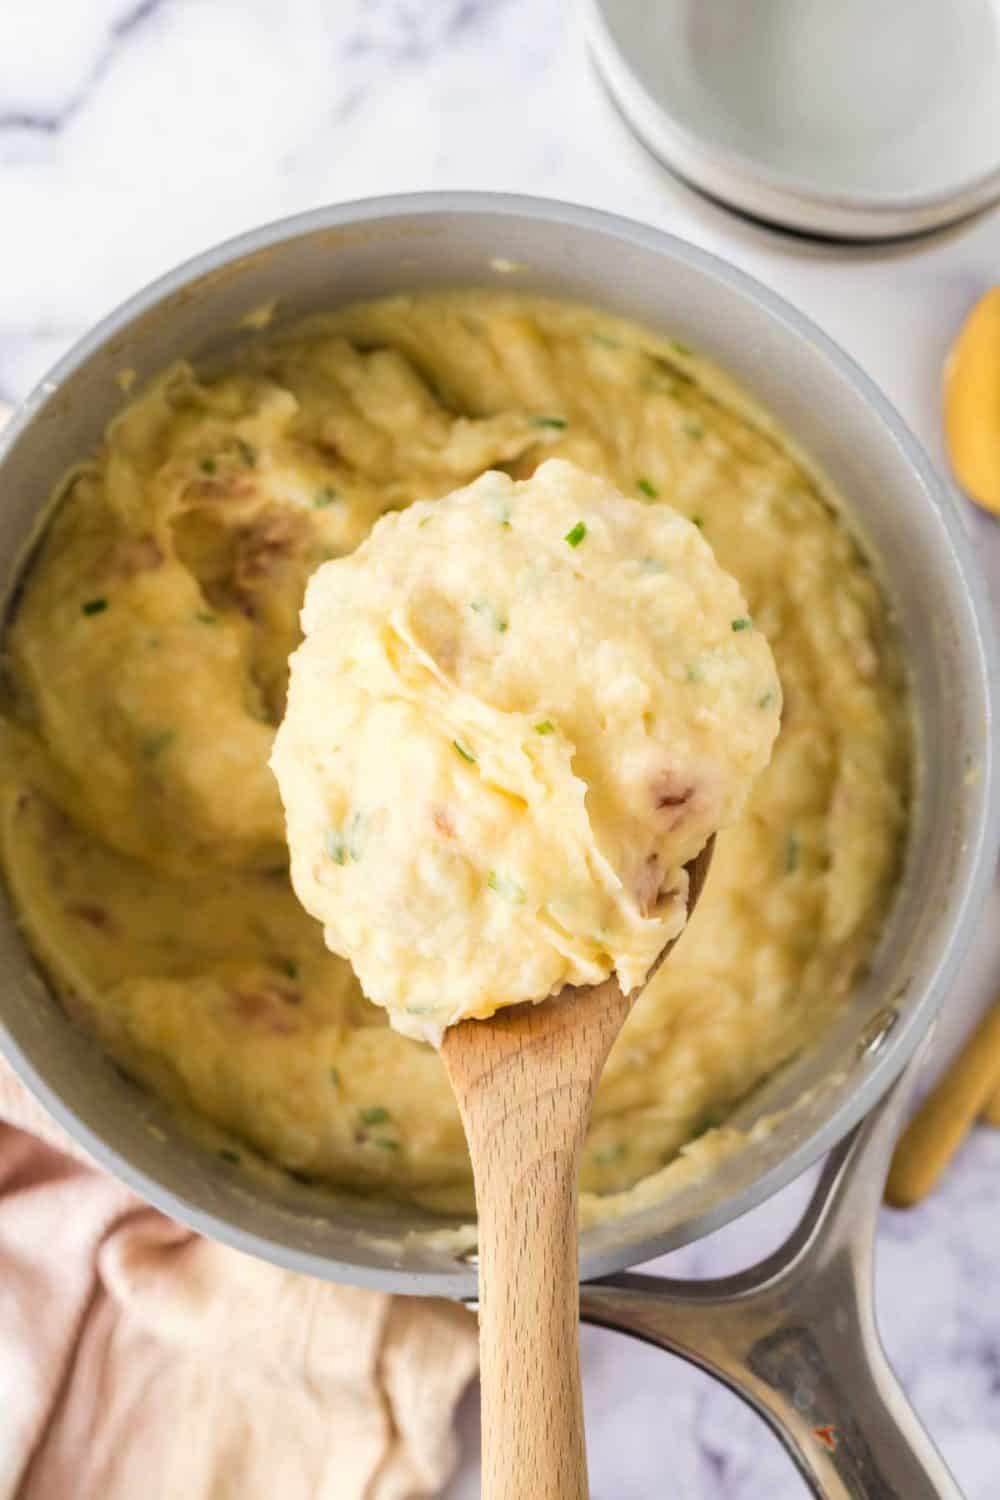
[0,1057,478,1500]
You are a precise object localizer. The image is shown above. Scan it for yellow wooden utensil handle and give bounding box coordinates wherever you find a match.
[982,1081,1000,1128]
[886,992,1000,1207]
[944,286,1000,515]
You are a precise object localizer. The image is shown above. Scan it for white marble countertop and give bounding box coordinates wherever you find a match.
[2,3,999,1496]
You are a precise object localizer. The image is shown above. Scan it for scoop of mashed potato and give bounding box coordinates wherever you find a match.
[271,459,781,1041]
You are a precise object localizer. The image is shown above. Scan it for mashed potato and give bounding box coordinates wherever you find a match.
[271,461,780,1039]
[0,292,910,1214]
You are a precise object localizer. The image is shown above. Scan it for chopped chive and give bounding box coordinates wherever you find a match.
[564,521,587,548]
[758,691,775,710]
[731,617,752,632]
[784,835,800,874]
[595,1143,626,1165]
[684,421,704,439]
[671,340,694,357]
[637,477,658,499]
[235,438,256,467]
[685,664,703,683]
[217,1148,241,1164]
[531,415,567,430]
[534,720,555,735]
[487,870,526,903]
[81,598,108,616]
[470,599,509,633]
[278,958,298,979]
[360,1106,391,1127]
[314,487,338,508]
[326,814,364,864]
[405,1004,434,1016]
[374,1138,400,1152]
[453,738,476,764]
[590,331,620,349]
[140,729,175,760]
[195,610,217,625]
[199,457,217,474]
[329,1067,341,1088]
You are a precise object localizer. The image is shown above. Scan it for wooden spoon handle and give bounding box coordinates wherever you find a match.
[445,980,629,1500]
[474,1102,587,1499]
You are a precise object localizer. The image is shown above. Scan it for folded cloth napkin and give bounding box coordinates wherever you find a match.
[0,1058,478,1499]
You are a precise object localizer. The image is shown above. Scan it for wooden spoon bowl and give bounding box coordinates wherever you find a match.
[442,840,714,1500]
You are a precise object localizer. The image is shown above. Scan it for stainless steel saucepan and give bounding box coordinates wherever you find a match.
[0,195,995,1498]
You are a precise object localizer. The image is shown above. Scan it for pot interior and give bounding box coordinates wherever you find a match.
[0,198,994,1295]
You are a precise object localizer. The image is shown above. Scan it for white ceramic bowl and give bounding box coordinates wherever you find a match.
[585,0,1000,239]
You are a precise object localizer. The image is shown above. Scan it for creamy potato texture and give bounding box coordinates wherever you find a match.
[272,460,780,1039]
[0,292,910,1215]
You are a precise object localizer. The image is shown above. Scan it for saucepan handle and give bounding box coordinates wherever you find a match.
[580,1035,963,1499]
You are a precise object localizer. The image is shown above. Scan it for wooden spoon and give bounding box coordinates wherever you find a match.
[442,840,714,1500]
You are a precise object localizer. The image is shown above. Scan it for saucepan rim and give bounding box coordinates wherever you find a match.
[0,192,996,1296]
